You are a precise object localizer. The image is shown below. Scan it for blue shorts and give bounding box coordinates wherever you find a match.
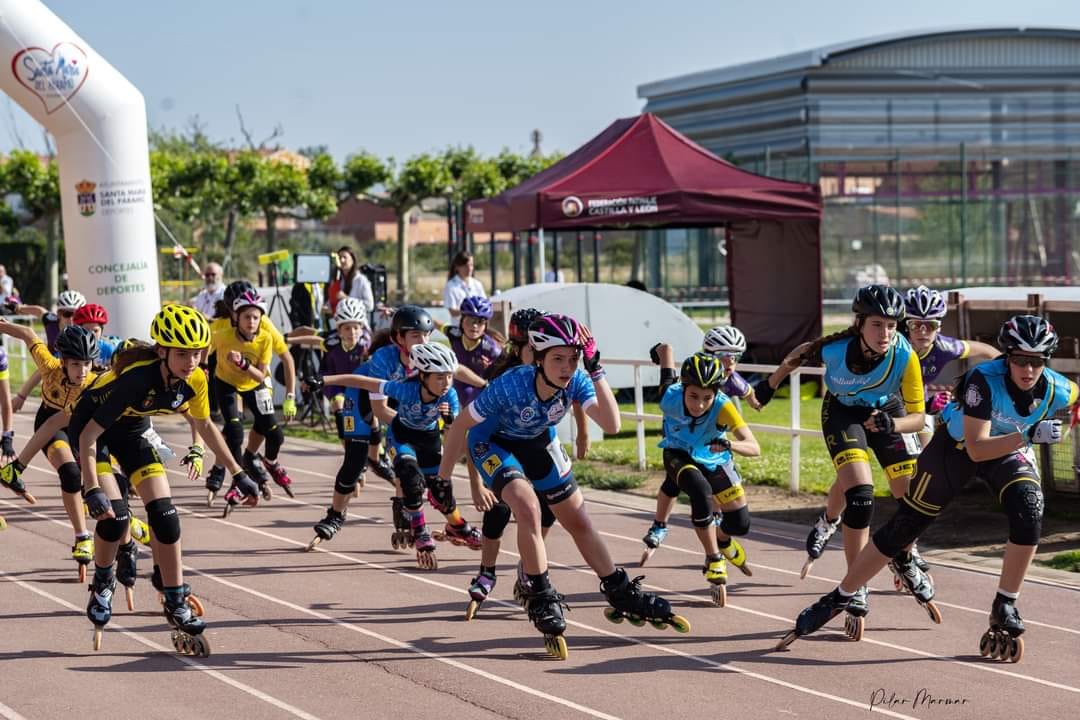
[467,425,577,503]
[386,418,441,475]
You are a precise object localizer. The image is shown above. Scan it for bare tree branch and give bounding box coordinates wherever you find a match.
[235,104,257,150]
[235,104,283,151]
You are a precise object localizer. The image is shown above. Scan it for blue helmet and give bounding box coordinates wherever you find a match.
[459,295,493,320]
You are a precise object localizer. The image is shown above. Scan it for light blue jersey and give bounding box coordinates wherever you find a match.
[381,379,459,431]
[658,383,745,471]
[470,365,596,440]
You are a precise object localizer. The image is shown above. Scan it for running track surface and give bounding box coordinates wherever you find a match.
[2,411,1079,720]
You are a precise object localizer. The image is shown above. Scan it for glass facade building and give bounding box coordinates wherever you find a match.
[638,28,1080,297]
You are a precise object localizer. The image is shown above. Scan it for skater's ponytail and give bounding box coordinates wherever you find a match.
[487,342,524,380]
[368,328,393,354]
[793,324,860,368]
[113,342,158,374]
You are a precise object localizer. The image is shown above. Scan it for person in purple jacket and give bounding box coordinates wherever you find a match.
[642,325,763,554]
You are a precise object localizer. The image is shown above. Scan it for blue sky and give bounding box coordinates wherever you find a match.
[4,1,1080,161]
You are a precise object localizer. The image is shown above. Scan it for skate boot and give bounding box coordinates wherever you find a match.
[409,509,437,570]
[801,512,841,578]
[129,516,151,546]
[205,464,226,507]
[911,543,933,579]
[163,585,210,657]
[718,537,753,577]
[465,569,497,620]
[116,540,138,611]
[843,585,869,641]
[243,451,273,501]
[775,587,851,650]
[600,567,690,632]
[86,566,116,651]
[639,520,668,566]
[261,455,295,498]
[888,551,942,624]
[703,554,728,607]
[980,593,1025,663]
[72,534,94,583]
[433,520,483,550]
[1,460,35,503]
[390,496,413,549]
[371,451,395,484]
[526,585,570,660]
[307,507,346,551]
[151,565,205,617]
[512,562,531,608]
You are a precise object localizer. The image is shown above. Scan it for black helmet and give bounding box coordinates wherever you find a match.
[680,352,725,390]
[390,305,434,336]
[852,284,905,321]
[509,308,543,344]
[223,280,255,309]
[56,325,100,362]
[998,315,1059,357]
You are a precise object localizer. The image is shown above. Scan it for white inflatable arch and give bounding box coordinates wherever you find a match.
[0,0,159,339]
[495,282,704,389]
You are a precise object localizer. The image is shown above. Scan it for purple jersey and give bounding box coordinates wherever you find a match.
[722,370,751,400]
[43,313,60,354]
[917,334,968,395]
[320,329,371,398]
[445,326,502,407]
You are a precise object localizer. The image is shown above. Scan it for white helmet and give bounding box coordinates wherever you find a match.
[409,342,458,374]
[57,290,87,311]
[703,326,746,355]
[334,297,368,326]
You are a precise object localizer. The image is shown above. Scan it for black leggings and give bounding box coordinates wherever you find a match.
[215,377,284,463]
[334,439,369,495]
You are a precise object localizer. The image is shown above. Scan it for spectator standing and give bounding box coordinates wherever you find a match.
[191,262,225,318]
[443,250,486,325]
[326,247,374,317]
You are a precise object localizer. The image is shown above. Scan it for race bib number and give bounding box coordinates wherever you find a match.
[902,432,922,456]
[546,437,573,478]
[720,459,742,486]
[254,386,275,415]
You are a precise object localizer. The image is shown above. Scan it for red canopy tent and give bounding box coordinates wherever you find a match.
[466,113,824,361]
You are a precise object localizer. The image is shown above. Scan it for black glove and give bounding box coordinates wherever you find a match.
[649,343,663,366]
[867,411,895,434]
[232,470,259,499]
[754,379,775,407]
[1,431,14,458]
[83,487,112,518]
[305,375,325,393]
[710,437,732,453]
[2,300,17,315]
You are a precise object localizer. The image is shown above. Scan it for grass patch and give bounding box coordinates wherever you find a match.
[1039,550,1080,573]
[573,460,647,492]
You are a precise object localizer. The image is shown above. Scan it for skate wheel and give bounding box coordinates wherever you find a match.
[979,631,993,657]
[628,616,646,627]
[603,607,624,624]
[465,599,481,621]
[22,491,36,505]
[735,562,753,578]
[893,574,904,593]
[670,615,691,633]
[710,583,727,608]
[78,564,87,584]
[191,634,211,658]
[989,633,1003,660]
[844,614,864,642]
[924,601,942,625]
[1006,636,1023,663]
[206,490,215,507]
[283,486,295,498]
[639,547,655,567]
[171,631,183,652]
[774,629,798,651]
[126,586,135,612]
[92,628,103,652]
[306,536,322,552]
[222,505,233,519]
[544,634,568,660]
[799,557,813,580]
[187,595,205,618]
[417,551,437,570]
[0,516,6,530]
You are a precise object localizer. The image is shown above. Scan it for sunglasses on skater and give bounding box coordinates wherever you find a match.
[906,320,941,332]
[1008,355,1046,369]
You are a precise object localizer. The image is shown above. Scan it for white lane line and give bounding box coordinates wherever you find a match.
[0,700,29,720]
[0,499,620,720]
[0,568,323,720]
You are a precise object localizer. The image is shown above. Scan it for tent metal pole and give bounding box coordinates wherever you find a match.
[490,232,497,292]
[538,226,547,282]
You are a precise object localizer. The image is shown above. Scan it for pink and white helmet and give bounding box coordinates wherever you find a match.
[527,313,584,352]
[232,289,267,315]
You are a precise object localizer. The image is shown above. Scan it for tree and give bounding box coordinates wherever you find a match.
[1,149,61,299]
[383,153,450,300]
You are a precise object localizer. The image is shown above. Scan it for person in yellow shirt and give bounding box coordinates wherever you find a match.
[203,281,296,502]
[208,288,295,501]
[0,319,99,578]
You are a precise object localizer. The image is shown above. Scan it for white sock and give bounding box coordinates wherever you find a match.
[996,587,1019,600]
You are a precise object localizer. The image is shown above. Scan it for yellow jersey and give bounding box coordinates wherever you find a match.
[30,341,97,412]
[210,316,288,392]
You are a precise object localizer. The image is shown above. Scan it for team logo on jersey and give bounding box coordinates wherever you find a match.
[171,391,185,408]
[546,404,565,422]
[519,407,536,422]
[482,454,502,475]
[965,383,982,408]
[410,403,422,416]
[142,389,156,409]
[472,441,489,457]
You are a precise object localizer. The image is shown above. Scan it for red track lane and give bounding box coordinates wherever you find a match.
[1,411,1078,720]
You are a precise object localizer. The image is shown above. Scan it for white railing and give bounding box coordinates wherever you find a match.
[604,358,824,493]
[0,315,37,384]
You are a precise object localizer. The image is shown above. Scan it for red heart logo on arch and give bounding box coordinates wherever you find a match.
[11,42,90,115]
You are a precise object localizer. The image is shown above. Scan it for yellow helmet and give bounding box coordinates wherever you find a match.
[150,304,211,349]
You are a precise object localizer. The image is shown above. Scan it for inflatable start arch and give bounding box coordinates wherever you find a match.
[0,0,159,339]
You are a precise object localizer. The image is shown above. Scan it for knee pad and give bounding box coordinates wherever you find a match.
[224,418,244,454]
[481,502,512,539]
[426,475,456,515]
[58,462,82,494]
[146,497,181,545]
[659,474,680,498]
[675,466,713,528]
[334,464,361,496]
[719,506,751,537]
[872,502,934,558]
[394,457,424,509]
[842,485,875,530]
[1003,481,1043,546]
[96,500,130,542]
